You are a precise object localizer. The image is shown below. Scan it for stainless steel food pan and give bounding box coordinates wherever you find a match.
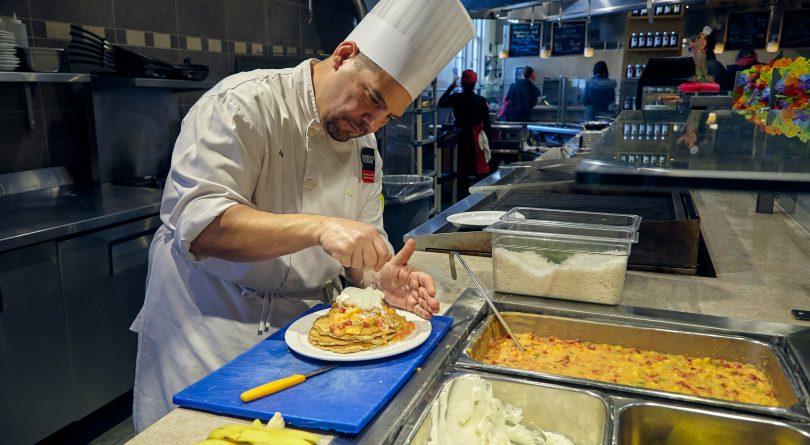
[614,401,810,445]
[405,371,611,445]
[458,311,808,421]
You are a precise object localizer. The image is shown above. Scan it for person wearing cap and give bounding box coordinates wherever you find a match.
[438,69,491,198]
[130,0,473,431]
[502,66,541,121]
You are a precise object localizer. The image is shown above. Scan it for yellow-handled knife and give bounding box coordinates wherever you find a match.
[240,365,338,403]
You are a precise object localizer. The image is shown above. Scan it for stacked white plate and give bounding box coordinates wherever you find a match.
[0,30,20,71]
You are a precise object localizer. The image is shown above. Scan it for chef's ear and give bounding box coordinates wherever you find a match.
[331,41,360,71]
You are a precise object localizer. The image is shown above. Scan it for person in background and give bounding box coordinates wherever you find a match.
[724,48,760,90]
[438,69,491,198]
[703,29,727,86]
[502,66,540,121]
[582,61,617,121]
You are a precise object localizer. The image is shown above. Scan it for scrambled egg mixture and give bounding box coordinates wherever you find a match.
[327,304,413,340]
[481,333,778,407]
[308,302,415,353]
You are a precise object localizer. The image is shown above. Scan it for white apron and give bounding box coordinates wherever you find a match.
[130,60,388,432]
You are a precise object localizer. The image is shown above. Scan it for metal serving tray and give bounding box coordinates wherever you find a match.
[614,401,810,445]
[457,311,809,422]
[403,371,611,445]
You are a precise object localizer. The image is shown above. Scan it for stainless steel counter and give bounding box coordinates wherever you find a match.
[130,290,810,444]
[0,184,162,252]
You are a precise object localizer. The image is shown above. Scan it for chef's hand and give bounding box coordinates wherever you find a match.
[318,217,391,271]
[379,239,439,319]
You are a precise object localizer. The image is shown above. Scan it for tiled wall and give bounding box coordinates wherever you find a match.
[0,0,360,176]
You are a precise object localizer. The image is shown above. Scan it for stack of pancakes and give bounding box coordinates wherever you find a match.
[308,303,415,353]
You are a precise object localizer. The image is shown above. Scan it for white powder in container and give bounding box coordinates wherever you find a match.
[492,247,628,304]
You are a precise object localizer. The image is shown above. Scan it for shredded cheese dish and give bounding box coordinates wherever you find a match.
[481,333,779,407]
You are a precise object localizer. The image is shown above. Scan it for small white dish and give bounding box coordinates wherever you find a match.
[446,211,507,229]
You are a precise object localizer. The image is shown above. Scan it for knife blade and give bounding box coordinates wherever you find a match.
[240,365,338,403]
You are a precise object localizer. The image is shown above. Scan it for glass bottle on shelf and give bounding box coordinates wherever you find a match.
[630,32,638,48]
[670,31,678,47]
[627,64,634,78]
[655,5,664,15]
[654,32,661,47]
[662,32,669,47]
[646,32,654,48]
[673,3,681,14]
[664,4,672,15]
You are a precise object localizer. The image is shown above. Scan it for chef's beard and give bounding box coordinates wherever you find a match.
[324,116,369,142]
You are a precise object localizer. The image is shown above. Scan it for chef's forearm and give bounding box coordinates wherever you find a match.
[189,204,325,262]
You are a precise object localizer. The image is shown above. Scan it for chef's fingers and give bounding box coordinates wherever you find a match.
[417,272,437,297]
[409,270,420,291]
[391,239,416,267]
[417,287,437,314]
[413,303,432,319]
[334,251,352,268]
[362,243,377,271]
[371,236,390,271]
[350,249,364,270]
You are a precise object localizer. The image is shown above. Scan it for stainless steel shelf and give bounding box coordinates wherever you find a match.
[0,72,91,83]
[0,72,216,91]
[91,76,217,90]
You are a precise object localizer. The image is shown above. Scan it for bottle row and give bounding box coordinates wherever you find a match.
[630,31,679,49]
[626,64,646,79]
[619,153,670,167]
[622,122,681,140]
[631,3,682,16]
[623,96,638,110]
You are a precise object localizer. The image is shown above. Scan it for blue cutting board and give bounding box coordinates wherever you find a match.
[173,304,452,434]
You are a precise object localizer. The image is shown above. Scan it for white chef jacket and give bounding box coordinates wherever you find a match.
[130,59,388,432]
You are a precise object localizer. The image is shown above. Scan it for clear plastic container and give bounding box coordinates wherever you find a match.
[485,208,641,305]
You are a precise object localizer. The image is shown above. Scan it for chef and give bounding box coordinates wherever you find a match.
[130,0,473,432]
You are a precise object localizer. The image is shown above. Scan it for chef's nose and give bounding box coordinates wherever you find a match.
[364,111,387,132]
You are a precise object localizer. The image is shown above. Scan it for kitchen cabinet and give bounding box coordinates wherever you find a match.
[0,242,73,445]
[58,216,161,419]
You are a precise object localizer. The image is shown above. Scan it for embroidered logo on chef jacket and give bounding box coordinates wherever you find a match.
[361,147,375,183]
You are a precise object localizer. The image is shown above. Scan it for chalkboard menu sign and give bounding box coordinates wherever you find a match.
[724,11,769,50]
[551,21,586,56]
[509,23,541,57]
[780,9,810,48]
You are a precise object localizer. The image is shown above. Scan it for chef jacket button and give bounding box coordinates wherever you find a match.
[346,187,354,197]
[305,178,316,189]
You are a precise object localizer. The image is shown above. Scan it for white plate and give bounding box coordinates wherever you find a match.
[446,211,507,229]
[285,308,431,362]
